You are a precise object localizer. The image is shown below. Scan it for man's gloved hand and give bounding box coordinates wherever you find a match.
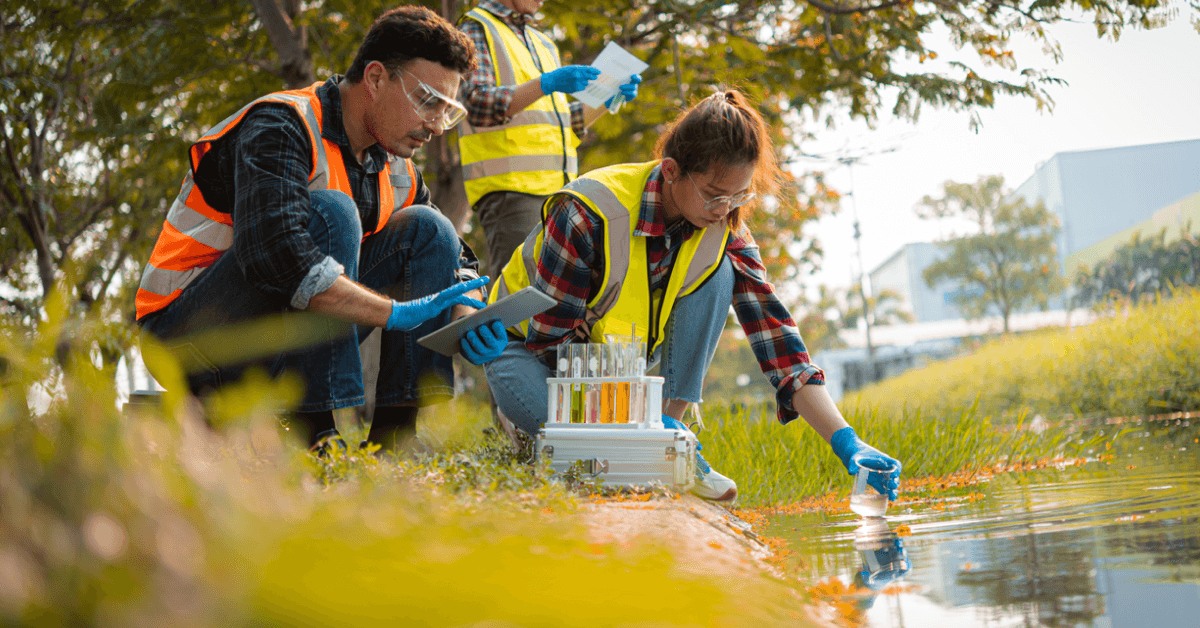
[460,320,507,365]
[540,65,600,95]
[605,74,642,108]
[385,276,489,332]
[830,426,902,500]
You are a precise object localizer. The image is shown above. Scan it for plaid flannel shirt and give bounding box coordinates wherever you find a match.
[191,76,479,308]
[458,0,586,134]
[526,164,826,425]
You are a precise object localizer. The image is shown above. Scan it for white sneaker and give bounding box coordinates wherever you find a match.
[691,458,738,502]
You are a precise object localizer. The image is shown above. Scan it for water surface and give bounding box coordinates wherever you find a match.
[766,425,1200,627]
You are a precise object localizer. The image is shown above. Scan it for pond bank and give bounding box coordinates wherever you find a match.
[580,494,853,627]
[582,494,776,577]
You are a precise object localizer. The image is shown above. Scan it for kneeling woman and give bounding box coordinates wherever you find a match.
[482,89,901,502]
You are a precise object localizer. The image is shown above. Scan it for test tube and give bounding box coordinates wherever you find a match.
[614,342,631,423]
[585,344,601,423]
[554,344,570,423]
[599,343,616,424]
[607,91,625,114]
[569,344,585,424]
[556,344,570,378]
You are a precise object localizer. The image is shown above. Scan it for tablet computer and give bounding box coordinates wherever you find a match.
[416,286,557,357]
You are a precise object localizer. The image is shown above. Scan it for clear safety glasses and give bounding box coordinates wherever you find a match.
[396,69,467,130]
[687,174,756,211]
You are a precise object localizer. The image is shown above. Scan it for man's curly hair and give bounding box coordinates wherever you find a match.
[345,5,477,82]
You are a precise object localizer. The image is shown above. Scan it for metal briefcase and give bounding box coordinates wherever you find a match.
[535,425,698,490]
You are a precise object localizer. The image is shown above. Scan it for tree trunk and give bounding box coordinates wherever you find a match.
[16,207,56,300]
[426,134,470,233]
[251,0,316,88]
[430,0,471,234]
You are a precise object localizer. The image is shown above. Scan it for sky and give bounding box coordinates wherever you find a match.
[792,15,1200,300]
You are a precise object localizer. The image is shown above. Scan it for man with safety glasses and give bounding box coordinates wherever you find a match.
[136,6,508,454]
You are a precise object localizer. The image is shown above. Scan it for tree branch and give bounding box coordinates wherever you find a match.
[0,295,35,319]
[804,0,908,16]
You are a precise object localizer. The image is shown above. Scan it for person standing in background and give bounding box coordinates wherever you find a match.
[456,0,641,284]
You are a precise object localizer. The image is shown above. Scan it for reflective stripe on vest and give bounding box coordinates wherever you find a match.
[489,161,730,352]
[135,82,417,320]
[457,8,578,206]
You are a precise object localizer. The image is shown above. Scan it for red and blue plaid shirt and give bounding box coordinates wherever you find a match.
[527,164,825,425]
[458,0,586,134]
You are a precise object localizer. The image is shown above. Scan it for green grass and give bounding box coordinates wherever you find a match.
[697,399,1055,507]
[844,290,1200,422]
[0,305,821,627]
[696,290,1200,507]
[8,288,1190,622]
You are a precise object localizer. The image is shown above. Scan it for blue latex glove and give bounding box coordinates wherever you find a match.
[660,415,701,451]
[540,65,600,95]
[385,276,489,332]
[460,319,507,365]
[830,427,902,500]
[604,74,642,108]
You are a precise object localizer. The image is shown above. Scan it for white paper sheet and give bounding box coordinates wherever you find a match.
[571,41,649,108]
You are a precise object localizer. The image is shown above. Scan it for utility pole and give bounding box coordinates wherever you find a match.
[840,157,875,385]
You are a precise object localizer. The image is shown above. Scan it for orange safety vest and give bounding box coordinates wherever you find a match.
[135,82,418,320]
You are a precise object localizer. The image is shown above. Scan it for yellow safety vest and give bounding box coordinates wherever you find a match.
[135,82,417,320]
[457,8,579,206]
[490,162,730,353]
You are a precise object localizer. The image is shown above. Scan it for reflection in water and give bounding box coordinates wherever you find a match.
[855,518,911,593]
[768,430,1200,628]
[950,525,1105,627]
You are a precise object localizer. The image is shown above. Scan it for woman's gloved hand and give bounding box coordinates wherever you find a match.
[660,414,701,450]
[386,276,489,332]
[605,74,642,108]
[460,320,507,365]
[540,65,600,95]
[830,426,902,500]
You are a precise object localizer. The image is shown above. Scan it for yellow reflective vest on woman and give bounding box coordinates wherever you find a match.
[456,7,579,206]
[135,82,418,320]
[490,162,730,353]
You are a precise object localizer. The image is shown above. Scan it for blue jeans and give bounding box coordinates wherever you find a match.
[140,190,464,411]
[484,257,734,435]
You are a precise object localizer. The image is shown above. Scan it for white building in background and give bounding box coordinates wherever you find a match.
[822,139,1200,399]
[870,138,1200,325]
[869,242,988,323]
[1011,138,1200,272]
[1066,189,1200,272]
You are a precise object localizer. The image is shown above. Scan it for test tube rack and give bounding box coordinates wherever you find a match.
[545,375,664,428]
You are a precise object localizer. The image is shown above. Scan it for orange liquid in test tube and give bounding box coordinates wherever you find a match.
[600,383,615,423]
[614,383,630,423]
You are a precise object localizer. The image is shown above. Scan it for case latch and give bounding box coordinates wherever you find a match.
[665,446,677,461]
[541,445,554,458]
[583,458,609,476]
